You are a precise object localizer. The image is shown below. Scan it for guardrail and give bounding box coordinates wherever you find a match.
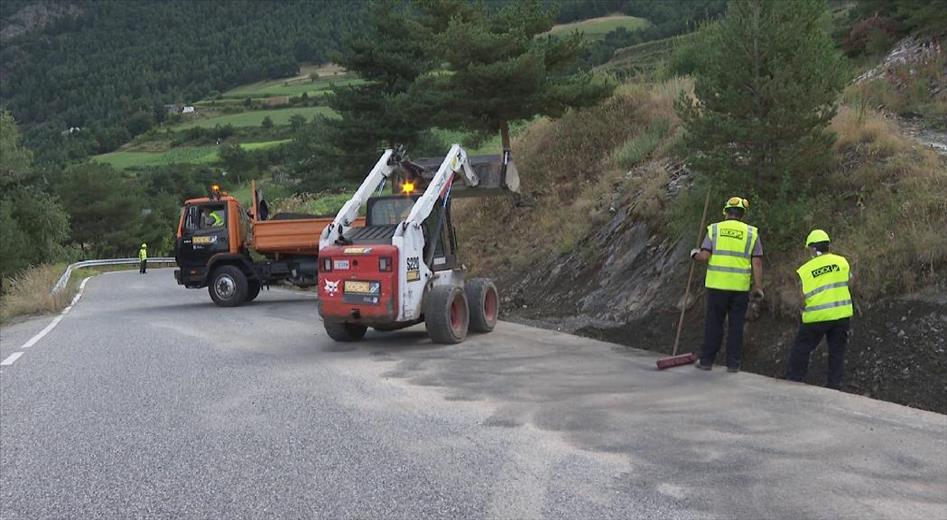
[51,257,176,295]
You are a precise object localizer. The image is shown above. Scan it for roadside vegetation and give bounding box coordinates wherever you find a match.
[0,264,72,324]
[456,0,947,316]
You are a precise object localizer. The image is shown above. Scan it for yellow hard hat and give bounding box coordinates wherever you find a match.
[141,243,147,248]
[805,229,830,246]
[723,196,749,215]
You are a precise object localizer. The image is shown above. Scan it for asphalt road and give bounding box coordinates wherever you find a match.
[1,270,945,519]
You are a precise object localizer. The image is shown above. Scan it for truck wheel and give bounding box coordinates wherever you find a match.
[425,285,469,344]
[208,265,248,307]
[246,281,261,302]
[466,278,499,333]
[324,321,367,342]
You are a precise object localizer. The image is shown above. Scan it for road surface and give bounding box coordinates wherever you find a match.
[1,270,945,519]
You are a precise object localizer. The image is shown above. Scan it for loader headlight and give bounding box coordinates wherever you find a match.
[400,181,415,195]
[379,256,392,272]
[321,257,332,272]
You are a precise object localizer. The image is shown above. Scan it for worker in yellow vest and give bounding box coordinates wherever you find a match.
[690,197,763,372]
[138,242,148,274]
[786,230,854,389]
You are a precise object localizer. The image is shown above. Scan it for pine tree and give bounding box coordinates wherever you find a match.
[325,0,437,173]
[418,0,614,153]
[676,0,847,189]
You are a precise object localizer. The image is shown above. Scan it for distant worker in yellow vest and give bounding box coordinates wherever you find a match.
[786,230,854,389]
[139,242,148,274]
[690,196,764,372]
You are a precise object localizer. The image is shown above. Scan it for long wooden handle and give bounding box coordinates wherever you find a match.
[671,189,712,356]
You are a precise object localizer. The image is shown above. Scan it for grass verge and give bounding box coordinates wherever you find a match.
[0,264,74,324]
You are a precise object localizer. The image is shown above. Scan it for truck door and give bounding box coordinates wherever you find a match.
[176,202,229,270]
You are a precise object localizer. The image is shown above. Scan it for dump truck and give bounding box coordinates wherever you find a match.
[317,145,519,343]
[174,183,363,306]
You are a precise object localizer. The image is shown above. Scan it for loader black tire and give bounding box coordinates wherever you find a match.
[325,321,367,342]
[246,281,261,302]
[208,265,248,307]
[425,285,469,344]
[465,278,498,333]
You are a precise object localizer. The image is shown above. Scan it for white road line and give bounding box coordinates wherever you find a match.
[19,276,90,350]
[1,352,25,366]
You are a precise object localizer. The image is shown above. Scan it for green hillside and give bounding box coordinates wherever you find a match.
[0,0,367,163]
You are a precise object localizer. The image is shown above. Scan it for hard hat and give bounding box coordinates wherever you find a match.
[805,229,830,246]
[141,243,147,248]
[723,196,749,215]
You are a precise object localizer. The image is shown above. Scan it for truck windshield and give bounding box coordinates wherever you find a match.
[184,203,227,233]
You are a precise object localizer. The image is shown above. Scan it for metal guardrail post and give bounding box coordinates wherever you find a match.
[50,257,176,295]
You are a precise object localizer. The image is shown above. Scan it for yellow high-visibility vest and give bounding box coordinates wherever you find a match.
[138,247,148,261]
[797,253,853,323]
[210,211,224,227]
[705,219,758,291]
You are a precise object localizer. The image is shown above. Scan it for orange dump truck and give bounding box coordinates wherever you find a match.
[174,183,362,306]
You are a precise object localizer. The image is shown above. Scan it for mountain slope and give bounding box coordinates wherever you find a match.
[0,0,366,162]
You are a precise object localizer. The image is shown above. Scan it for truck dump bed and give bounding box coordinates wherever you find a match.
[251,215,365,256]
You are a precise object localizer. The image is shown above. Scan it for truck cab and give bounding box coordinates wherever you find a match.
[174,184,354,307]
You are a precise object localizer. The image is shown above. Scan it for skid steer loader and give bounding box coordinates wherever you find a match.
[317,144,519,343]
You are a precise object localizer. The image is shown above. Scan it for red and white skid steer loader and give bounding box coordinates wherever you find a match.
[317,144,519,343]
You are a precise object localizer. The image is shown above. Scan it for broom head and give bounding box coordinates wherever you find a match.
[656,352,697,370]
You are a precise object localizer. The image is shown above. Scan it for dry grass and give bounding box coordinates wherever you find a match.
[455,78,691,276]
[762,106,947,314]
[456,72,946,313]
[0,264,73,324]
[831,106,911,158]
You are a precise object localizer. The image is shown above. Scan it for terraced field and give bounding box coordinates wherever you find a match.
[92,140,291,169]
[220,76,364,99]
[549,15,649,39]
[171,106,335,130]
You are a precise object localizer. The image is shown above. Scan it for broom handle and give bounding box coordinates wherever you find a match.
[671,190,712,356]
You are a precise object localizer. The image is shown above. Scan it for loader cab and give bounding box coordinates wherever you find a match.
[364,195,457,271]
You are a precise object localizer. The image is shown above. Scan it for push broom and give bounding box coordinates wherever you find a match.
[656,189,711,370]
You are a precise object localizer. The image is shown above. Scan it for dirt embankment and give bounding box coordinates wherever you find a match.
[493,196,947,415]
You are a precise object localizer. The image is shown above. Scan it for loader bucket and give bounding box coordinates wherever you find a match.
[405,154,520,198]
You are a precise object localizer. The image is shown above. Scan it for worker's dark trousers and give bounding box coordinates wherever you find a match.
[140,260,147,274]
[699,289,748,368]
[786,318,850,389]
